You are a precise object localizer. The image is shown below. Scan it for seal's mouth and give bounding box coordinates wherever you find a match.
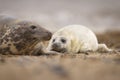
[51,48,67,53]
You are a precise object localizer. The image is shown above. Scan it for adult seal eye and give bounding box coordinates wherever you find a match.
[61,39,66,43]
[30,25,37,29]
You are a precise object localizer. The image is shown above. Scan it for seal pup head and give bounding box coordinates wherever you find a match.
[48,31,73,53]
[50,36,68,53]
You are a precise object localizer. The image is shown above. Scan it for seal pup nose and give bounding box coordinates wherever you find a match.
[52,43,60,48]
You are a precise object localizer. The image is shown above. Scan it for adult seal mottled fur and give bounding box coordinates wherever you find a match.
[0,14,52,55]
[47,25,112,53]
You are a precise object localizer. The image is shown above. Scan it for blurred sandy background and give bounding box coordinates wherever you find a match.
[0,0,120,32]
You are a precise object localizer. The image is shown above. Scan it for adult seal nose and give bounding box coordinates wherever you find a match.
[47,32,52,40]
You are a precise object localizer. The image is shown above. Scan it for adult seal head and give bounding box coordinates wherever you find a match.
[0,14,52,55]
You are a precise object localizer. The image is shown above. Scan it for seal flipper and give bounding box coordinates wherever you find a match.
[97,44,112,52]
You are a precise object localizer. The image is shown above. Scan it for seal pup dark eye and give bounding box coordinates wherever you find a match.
[61,38,66,43]
[30,25,37,29]
[52,39,55,43]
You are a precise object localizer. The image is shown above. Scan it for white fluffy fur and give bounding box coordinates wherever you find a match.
[47,25,111,53]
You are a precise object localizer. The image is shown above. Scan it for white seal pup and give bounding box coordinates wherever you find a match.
[47,25,112,53]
